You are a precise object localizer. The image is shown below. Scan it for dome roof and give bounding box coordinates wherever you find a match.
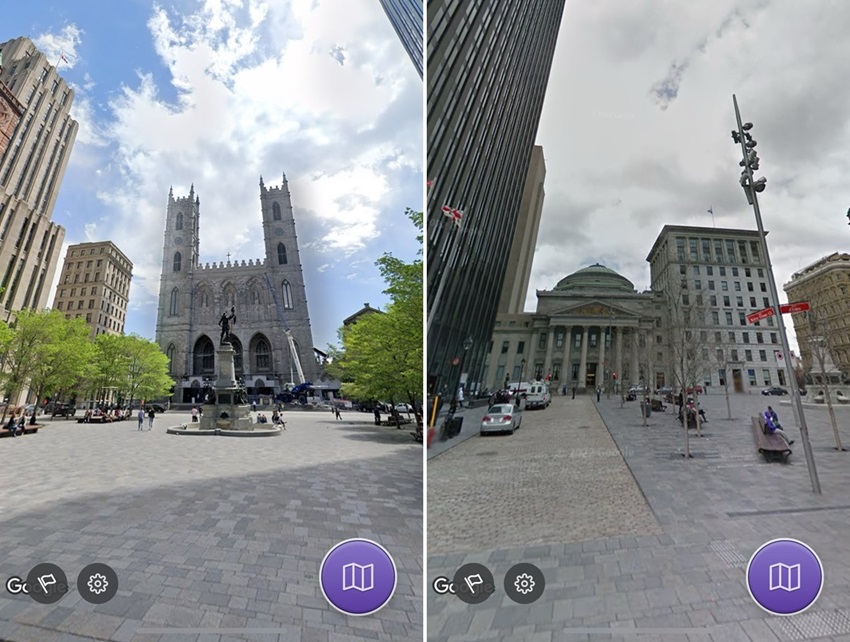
[554,263,635,292]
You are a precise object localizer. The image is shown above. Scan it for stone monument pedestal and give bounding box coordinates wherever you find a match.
[168,342,280,437]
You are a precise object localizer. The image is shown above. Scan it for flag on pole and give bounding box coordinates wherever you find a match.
[60,53,69,63]
[707,207,713,215]
[441,205,463,227]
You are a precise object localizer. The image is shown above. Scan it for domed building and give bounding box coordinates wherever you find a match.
[484,263,669,393]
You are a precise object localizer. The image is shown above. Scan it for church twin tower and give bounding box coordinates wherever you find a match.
[154,175,318,402]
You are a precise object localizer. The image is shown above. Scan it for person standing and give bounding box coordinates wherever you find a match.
[147,407,155,429]
[572,386,576,400]
[596,386,601,402]
[191,406,199,423]
[137,407,145,431]
[334,406,342,420]
[457,386,465,409]
[373,407,381,425]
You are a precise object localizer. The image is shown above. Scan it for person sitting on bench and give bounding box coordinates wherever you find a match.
[763,406,794,446]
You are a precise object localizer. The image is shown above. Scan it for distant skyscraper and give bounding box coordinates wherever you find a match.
[52,241,133,339]
[0,37,77,319]
[426,1,565,395]
[378,0,423,78]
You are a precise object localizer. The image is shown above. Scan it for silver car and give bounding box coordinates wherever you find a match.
[480,403,522,435]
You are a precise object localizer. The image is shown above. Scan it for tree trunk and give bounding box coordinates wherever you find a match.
[724,383,732,420]
[823,381,842,450]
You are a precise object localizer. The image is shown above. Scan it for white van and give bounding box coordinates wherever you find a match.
[525,381,551,409]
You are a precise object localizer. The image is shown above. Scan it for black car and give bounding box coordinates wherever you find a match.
[45,402,76,417]
[762,386,788,396]
[145,404,166,413]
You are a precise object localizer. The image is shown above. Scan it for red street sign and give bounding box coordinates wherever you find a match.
[780,301,810,314]
[746,308,775,324]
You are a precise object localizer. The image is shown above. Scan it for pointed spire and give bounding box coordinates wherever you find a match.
[189,183,194,197]
[259,175,264,187]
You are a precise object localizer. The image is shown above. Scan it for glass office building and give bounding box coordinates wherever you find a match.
[378,0,424,78]
[426,0,565,396]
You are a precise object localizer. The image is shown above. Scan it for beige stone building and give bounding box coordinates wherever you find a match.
[784,252,850,380]
[52,241,133,338]
[0,37,78,318]
[484,224,790,394]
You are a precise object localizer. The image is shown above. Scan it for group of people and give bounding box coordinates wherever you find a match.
[137,407,156,431]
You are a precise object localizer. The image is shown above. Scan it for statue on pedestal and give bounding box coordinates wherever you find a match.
[219,306,236,345]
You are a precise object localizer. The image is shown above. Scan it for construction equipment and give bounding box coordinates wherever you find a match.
[264,273,311,400]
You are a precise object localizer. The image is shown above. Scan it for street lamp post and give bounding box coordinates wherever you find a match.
[732,94,821,494]
[520,358,526,385]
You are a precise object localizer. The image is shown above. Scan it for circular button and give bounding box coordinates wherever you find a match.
[504,562,545,604]
[319,538,397,616]
[453,563,496,605]
[746,538,824,615]
[26,563,69,604]
[77,563,119,604]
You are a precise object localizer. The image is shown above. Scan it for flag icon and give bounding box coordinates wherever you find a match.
[441,205,463,227]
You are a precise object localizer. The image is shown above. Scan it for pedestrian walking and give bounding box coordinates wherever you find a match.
[147,406,155,429]
[572,387,576,399]
[374,407,381,425]
[191,406,199,422]
[562,384,567,396]
[137,407,145,430]
[596,386,601,402]
[334,407,341,420]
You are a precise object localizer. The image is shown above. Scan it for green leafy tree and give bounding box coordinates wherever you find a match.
[119,335,174,406]
[86,333,130,404]
[27,313,94,423]
[328,208,423,426]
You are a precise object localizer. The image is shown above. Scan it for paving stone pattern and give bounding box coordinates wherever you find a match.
[428,392,850,641]
[0,410,422,641]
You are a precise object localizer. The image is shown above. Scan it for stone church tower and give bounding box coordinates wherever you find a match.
[155,176,318,403]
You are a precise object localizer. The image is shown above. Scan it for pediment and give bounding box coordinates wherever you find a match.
[549,300,638,319]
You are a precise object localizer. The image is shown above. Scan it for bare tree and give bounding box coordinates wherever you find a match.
[634,324,660,428]
[806,309,843,451]
[712,341,735,421]
[663,278,712,455]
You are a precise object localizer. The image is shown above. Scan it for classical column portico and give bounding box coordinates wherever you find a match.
[598,326,606,387]
[578,326,590,390]
[631,328,639,385]
[562,325,572,385]
[615,326,624,388]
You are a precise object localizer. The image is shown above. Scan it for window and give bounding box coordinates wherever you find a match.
[732,267,739,277]
[706,266,713,276]
[88,299,94,309]
[759,350,767,361]
[501,341,509,354]
[723,296,730,306]
[70,288,76,296]
[538,332,547,350]
[692,266,700,275]
[173,252,181,272]
[56,301,62,310]
[80,287,86,296]
[719,267,727,276]
[656,334,662,344]
[255,339,270,371]
[176,212,183,230]
[86,313,92,323]
[760,283,767,292]
[750,242,761,263]
[758,269,764,278]
[714,239,723,262]
[91,287,96,295]
[273,202,282,221]
[745,350,752,361]
[555,330,564,349]
[166,345,175,373]
[747,282,754,292]
[714,332,722,342]
[281,280,293,309]
[574,332,581,348]
[725,311,733,325]
[682,295,690,305]
[689,238,698,261]
[86,260,92,268]
[750,297,757,307]
[726,240,736,262]
[517,341,525,354]
[770,333,778,344]
[589,332,597,348]
[734,282,741,292]
[763,369,771,385]
[277,243,287,264]
[712,311,720,325]
[756,333,764,344]
[745,268,751,277]
[710,295,717,306]
[552,363,561,381]
[743,333,750,344]
[718,368,726,385]
[739,312,746,326]
[728,332,736,343]
[700,331,707,341]
[194,337,214,374]
[708,281,715,290]
[680,264,686,275]
[169,288,179,315]
[736,296,743,307]
[763,298,770,308]
[78,300,84,309]
[721,281,728,291]
[732,349,739,361]
[694,279,701,289]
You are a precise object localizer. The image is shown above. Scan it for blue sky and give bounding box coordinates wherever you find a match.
[3,0,423,351]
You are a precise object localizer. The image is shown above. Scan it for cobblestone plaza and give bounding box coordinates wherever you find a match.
[428,392,850,641]
[0,410,422,641]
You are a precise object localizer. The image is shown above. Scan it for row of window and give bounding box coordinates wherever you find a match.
[173,202,284,232]
[173,243,288,273]
[168,281,294,316]
[686,265,764,279]
[683,278,768,293]
[675,237,762,265]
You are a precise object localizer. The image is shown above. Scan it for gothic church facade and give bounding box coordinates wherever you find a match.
[155,176,318,402]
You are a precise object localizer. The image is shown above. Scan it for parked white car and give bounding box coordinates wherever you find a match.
[524,381,550,409]
[480,403,523,435]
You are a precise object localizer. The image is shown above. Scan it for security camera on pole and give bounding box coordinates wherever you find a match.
[731,95,821,494]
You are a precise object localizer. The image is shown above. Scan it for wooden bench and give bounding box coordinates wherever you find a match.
[77,415,118,424]
[751,415,792,462]
[0,424,40,438]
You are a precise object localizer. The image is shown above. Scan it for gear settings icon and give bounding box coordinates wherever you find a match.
[513,572,535,595]
[87,573,109,595]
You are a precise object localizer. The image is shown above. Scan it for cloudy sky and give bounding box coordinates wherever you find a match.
[4,0,422,350]
[529,0,850,353]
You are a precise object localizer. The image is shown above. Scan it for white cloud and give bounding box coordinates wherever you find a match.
[33,24,83,68]
[528,0,850,356]
[61,0,420,316]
